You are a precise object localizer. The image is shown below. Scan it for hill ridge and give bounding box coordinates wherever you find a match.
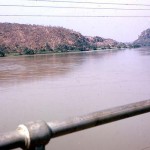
[0,23,122,56]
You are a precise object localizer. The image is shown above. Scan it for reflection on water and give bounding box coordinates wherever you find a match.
[0,51,116,87]
[0,48,150,150]
[137,47,150,56]
[0,53,83,86]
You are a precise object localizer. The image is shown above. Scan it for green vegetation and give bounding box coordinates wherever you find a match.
[23,48,35,55]
[0,50,5,57]
[132,44,141,48]
[0,45,6,57]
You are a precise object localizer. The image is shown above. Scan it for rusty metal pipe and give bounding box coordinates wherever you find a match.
[48,99,150,138]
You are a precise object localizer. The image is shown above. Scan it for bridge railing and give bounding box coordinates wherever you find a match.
[0,99,150,150]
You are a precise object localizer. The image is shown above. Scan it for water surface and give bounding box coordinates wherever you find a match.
[0,48,150,150]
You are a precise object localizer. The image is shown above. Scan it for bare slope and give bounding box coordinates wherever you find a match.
[0,23,119,55]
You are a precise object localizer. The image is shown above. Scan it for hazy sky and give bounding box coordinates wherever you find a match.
[0,0,150,42]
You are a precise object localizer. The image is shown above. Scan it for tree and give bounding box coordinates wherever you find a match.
[0,45,6,57]
[133,44,141,48]
[23,48,35,55]
[0,50,5,57]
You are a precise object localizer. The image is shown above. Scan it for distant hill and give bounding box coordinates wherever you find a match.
[133,28,150,47]
[0,23,120,56]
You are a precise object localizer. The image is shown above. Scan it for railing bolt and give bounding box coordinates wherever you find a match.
[18,120,52,150]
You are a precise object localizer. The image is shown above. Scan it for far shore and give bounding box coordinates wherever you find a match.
[0,47,131,58]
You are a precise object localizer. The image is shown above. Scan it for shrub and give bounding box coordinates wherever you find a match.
[55,44,75,52]
[23,48,35,55]
[133,44,141,48]
[0,50,5,57]
[0,45,6,57]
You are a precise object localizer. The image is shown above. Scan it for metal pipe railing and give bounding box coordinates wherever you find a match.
[0,131,25,149]
[1,99,150,150]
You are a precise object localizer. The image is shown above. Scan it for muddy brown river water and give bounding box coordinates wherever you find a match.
[0,48,150,150]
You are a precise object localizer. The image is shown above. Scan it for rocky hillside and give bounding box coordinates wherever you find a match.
[133,28,150,47]
[86,36,118,49]
[0,23,120,56]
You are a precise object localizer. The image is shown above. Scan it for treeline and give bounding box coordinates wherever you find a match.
[0,43,91,57]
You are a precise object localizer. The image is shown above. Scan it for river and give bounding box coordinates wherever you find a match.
[0,48,150,150]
